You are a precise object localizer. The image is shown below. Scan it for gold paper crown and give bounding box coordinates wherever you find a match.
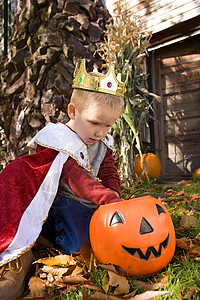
[72,59,128,98]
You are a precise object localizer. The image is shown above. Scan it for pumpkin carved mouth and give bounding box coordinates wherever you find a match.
[122,234,170,260]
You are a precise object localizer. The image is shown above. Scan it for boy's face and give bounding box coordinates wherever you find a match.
[68,103,121,145]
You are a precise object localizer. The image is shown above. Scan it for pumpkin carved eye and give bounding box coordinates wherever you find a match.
[156,204,166,214]
[140,218,154,234]
[110,211,124,226]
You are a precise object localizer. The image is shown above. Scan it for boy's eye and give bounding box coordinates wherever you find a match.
[91,121,98,125]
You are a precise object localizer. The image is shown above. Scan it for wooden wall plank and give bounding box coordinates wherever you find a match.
[166,91,200,107]
[166,118,200,134]
[105,0,200,34]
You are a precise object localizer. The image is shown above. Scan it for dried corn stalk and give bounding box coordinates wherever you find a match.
[96,4,160,186]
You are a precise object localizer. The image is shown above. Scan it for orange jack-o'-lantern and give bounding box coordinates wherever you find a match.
[89,196,176,277]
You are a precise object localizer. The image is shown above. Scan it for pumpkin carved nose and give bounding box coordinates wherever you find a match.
[140,217,154,234]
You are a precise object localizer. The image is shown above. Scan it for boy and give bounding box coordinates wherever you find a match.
[0,59,128,299]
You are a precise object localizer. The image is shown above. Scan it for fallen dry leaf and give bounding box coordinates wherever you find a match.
[71,265,84,275]
[155,275,168,285]
[161,184,170,190]
[107,271,130,295]
[176,237,194,250]
[193,257,200,261]
[130,279,154,291]
[195,232,200,241]
[180,215,199,228]
[98,263,126,276]
[41,265,71,276]
[61,274,88,285]
[35,254,76,267]
[157,196,167,203]
[80,238,92,269]
[190,193,200,202]
[82,282,103,292]
[176,239,190,250]
[166,196,184,202]
[178,191,185,196]
[130,277,167,291]
[52,277,67,288]
[129,290,171,299]
[184,287,197,299]
[87,291,124,299]
[187,210,195,216]
[28,276,46,297]
[123,289,138,299]
[47,272,54,283]
[102,271,109,293]
[189,243,200,257]
[59,285,77,294]
[178,181,189,189]
[165,189,177,195]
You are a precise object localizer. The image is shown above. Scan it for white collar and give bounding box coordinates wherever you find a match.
[28,122,113,168]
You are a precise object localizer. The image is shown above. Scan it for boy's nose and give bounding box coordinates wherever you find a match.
[95,128,106,138]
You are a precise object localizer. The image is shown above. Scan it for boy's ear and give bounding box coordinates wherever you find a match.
[68,103,76,119]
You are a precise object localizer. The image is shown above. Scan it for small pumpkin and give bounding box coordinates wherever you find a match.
[89,196,176,277]
[194,168,200,179]
[134,153,161,180]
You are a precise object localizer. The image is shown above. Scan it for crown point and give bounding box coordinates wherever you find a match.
[117,73,122,81]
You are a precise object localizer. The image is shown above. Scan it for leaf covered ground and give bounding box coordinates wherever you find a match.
[21,178,200,300]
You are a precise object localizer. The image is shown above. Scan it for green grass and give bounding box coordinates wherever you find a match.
[156,258,200,299]
[55,287,83,300]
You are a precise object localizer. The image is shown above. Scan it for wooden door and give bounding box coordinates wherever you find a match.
[151,36,200,177]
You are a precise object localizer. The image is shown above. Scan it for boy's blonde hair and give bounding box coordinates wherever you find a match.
[70,71,124,113]
[70,89,124,113]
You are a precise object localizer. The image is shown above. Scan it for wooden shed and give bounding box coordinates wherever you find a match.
[105,0,200,179]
